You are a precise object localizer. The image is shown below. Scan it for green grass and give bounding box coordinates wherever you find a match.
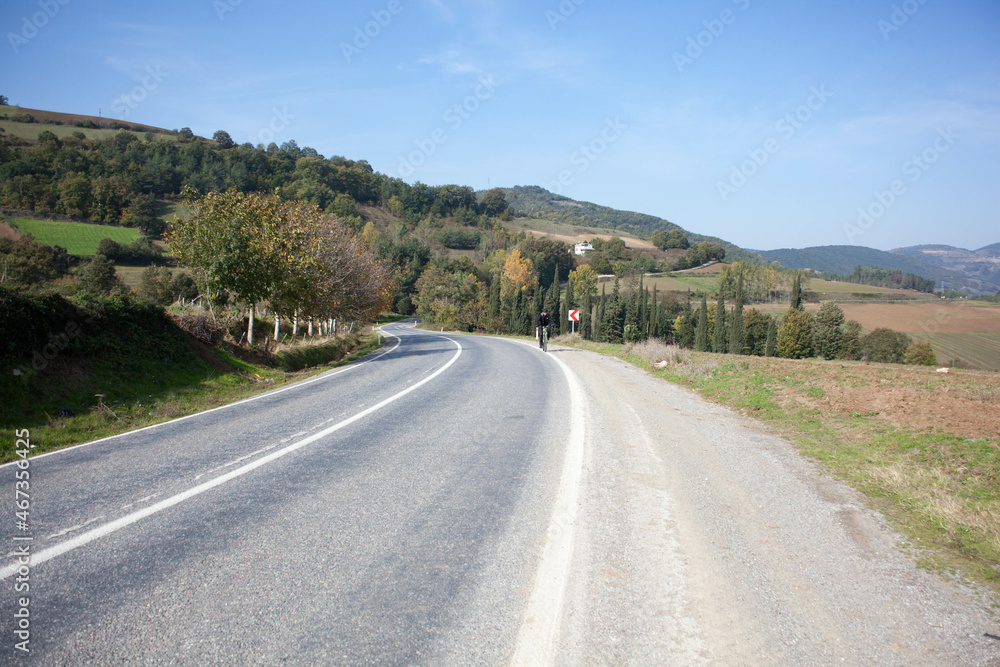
[1,330,380,461]
[9,217,140,255]
[0,112,177,144]
[636,273,720,294]
[912,332,1000,371]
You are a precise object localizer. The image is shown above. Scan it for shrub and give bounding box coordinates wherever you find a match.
[436,229,481,250]
[776,308,813,359]
[860,327,911,364]
[904,340,937,366]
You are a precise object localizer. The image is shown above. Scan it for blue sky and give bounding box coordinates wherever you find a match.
[3,0,998,251]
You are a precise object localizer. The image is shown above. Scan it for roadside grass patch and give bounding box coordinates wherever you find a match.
[565,338,1000,594]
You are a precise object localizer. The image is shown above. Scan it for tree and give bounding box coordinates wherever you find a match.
[728,274,745,354]
[694,297,709,351]
[839,320,862,360]
[776,308,813,359]
[860,328,911,363]
[213,130,235,149]
[78,254,120,297]
[138,266,174,305]
[764,315,778,357]
[743,309,770,356]
[904,340,937,366]
[0,95,8,105]
[790,273,803,310]
[178,127,195,142]
[812,302,845,360]
[712,295,726,353]
[480,188,509,217]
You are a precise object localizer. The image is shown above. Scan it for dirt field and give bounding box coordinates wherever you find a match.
[768,358,1000,439]
[749,301,1000,333]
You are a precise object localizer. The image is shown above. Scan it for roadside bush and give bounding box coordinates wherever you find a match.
[904,340,937,366]
[860,327,911,364]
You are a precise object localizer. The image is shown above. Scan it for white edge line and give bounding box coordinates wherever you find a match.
[510,340,587,666]
[0,333,461,580]
[1,328,404,469]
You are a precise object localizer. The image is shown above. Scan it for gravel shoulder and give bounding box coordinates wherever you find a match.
[554,345,1000,665]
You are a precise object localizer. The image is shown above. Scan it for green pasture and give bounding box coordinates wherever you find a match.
[8,218,140,255]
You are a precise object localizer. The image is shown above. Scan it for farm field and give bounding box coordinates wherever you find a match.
[911,332,1000,371]
[8,218,139,255]
[747,300,1000,370]
[511,217,656,249]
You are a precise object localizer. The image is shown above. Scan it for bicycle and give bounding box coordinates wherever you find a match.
[538,325,550,353]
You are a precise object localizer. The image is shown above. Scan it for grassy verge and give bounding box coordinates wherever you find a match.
[1,331,381,462]
[557,335,1000,596]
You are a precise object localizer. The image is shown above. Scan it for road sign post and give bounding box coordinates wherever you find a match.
[569,309,580,335]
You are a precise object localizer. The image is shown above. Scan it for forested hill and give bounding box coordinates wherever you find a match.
[757,245,994,294]
[502,185,763,264]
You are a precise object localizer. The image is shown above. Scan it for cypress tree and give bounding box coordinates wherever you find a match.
[594,284,606,341]
[582,284,592,340]
[790,273,803,310]
[729,273,745,354]
[694,297,709,351]
[713,294,726,353]
[764,316,777,357]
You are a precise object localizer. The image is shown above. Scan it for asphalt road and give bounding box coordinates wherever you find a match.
[3,323,998,665]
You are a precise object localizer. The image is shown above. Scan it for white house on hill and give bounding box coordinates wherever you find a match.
[574,242,594,256]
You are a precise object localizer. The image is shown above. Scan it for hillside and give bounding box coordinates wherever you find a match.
[501,186,763,264]
[891,244,1000,294]
[756,245,995,295]
[0,105,176,140]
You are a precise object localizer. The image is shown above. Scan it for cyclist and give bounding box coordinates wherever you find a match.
[536,308,552,349]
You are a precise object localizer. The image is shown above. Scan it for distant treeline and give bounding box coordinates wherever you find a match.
[820,265,935,293]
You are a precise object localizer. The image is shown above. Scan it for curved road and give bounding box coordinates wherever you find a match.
[2,322,997,664]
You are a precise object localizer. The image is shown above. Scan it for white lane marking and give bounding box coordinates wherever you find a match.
[510,341,588,666]
[45,516,104,541]
[0,334,461,580]
[1,332,404,468]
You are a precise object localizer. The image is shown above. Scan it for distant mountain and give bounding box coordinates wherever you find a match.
[891,244,1000,294]
[756,244,998,295]
[502,185,763,264]
[974,243,1000,258]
